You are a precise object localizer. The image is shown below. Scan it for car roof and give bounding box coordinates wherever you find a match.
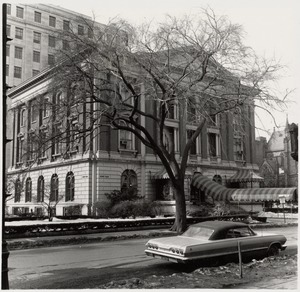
[192,220,247,230]
[190,221,248,239]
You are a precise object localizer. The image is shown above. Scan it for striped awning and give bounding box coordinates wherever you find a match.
[151,168,193,180]
[231,188,297,202]
[227,169,264,182]
[191,174,235,201]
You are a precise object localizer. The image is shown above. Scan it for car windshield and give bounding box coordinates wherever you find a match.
[181,226,214,239]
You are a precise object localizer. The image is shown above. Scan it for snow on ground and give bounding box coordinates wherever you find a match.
[4,216,174,226]
[5,212,298,226]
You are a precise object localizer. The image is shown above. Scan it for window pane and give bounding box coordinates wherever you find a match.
[48,35,55,47]
[78,25,84,35]
[33,32,41,44]
[7,4,11,14]
[48,54,55,65]
[16,6,24,18]
[49,16,56,27]
[14,66,22,78]
[7,25,11,36]
[6,45,10,57]
[33,51,40,62]
[32,69,40,76]
[15,27,23,39]
[63,20,70,30]
[15,46,23,59]
[34,11,41,23]
[6,65,9,76]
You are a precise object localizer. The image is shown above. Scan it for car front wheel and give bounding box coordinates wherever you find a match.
[267,244,280,257]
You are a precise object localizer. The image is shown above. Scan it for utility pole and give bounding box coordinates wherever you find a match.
[2,3,12,289]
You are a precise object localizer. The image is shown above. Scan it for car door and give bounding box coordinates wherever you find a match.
[225,227,265,259]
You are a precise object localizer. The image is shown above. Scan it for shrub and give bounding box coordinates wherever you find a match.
[105,188,141,205]
[109,200,162,218]
[93,201,113,218]
[110,201,136,218]
[64,205,83,216]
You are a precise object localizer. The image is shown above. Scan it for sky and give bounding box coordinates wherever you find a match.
[3,0,300,138]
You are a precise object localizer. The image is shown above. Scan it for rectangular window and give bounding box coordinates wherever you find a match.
[15,46,23,59]
[15,27,23,40]
[14,66,22,78]
[187,130,197,155]
[49,16,56,27]
[31,102,38,123]
[208,132,217,157]
[34,11,41,23]
[33,51,40,63]
[6,65,9,76]
[7,25,11,37]
[63,20,70,31]
[7,4,11,15]
[42,96,49,118]
[6,45,10,57]
[62,40,69,50]
[48,35,55,47]
[33,32,41,44]
[78,25,84,35]
[16,6,24,18]
[48,54,55,65]
[20,108,25,127]
[32,69,40,76]
[119,129,134,150]
[88,28,93,38]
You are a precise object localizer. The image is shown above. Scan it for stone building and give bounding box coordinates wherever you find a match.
[5,3,93,87]
[255,122,298,188]
[6,63,259,217]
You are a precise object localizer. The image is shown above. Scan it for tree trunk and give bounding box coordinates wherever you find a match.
[170,182,187,233]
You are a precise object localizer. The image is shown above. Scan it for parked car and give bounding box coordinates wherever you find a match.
[145,221,287,265]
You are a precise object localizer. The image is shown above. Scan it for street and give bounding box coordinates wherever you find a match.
[8,226,298,289]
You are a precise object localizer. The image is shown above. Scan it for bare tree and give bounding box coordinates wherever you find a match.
[18,8,290,232]
[33,182,65,221]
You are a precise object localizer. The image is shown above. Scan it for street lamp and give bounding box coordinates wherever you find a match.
[278,195,286,224]
[2,4,12,289]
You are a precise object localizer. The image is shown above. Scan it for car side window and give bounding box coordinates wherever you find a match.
[226,227,254,238]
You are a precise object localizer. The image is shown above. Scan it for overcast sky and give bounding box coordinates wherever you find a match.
[5,0,300,138]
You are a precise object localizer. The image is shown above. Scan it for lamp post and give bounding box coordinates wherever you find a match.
[2,4,12,289]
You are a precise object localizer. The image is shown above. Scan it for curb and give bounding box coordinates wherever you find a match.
[6,222,297,250]
[7,230,176,250]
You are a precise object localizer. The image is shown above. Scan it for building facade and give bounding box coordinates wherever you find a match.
[6,62,260,216]
[5,3,93,88]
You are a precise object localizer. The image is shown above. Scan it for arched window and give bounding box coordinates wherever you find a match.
[14,179,21,202]
[213,175,222,185]
[20,108,25,127]
[121,169,137,193]
[65,172,75,201]
[25,177,32,202]
[50,174,59,201]
[37,176,44,202]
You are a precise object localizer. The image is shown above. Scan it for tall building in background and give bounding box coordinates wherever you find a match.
[255,122,298,188]
[6,3,92,87]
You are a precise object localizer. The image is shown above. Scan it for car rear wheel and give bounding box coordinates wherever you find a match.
[267,244,280,257]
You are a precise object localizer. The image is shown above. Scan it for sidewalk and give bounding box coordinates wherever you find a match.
[6,228,176,249]
[234,275,298,289]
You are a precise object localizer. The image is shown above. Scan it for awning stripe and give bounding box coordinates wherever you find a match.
[231,188,297,202]
[191,174,297,202]
[191,174,235,201]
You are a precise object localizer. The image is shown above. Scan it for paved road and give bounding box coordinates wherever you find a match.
[8,226,298,289]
